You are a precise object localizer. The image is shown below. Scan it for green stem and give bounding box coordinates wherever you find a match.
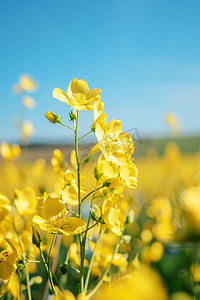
[48,234,57,265]
[86,185,97,231]
[74,110,84,292]
[81,221,99,234]
[26,260,47,264]
[80,185,98,293]
[77,130,92,141]
[25,264,32,300]
[80,154,92,165]
[67,208,79,217]
[40,250,55,295]
[84,230,102,293]
[81,185,104,203]
[59,121,75,131]
[74,111,81,218]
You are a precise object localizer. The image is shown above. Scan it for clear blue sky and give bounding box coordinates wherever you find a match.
[1,0,200,143]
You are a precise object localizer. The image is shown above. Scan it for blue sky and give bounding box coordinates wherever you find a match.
[1,0,200,143]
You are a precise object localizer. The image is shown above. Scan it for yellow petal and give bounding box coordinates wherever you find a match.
[96,123,106,144]
[90,143,100,155]
[94,100,104,120]
[42,197,66,219]
[0,275,13,297]
[86,88,101,100]
[67,78,89,96]
[60,217,86,235]
[52,88,69,103]
[32,215,46,225]
[107,119,122,136]
[32,215,60,234]
[118,132,133,152]
[111,153,130,166]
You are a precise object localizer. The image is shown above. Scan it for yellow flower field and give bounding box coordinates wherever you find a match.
[0,77,200,300]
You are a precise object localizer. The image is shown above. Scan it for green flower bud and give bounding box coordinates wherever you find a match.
[45,111,62,124]
[32,226,41,249]
[69,109,77,122]
[126,210,135,224]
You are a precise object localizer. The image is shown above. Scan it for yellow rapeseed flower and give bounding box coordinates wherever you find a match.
[52,78,101,111]
[102,198,124,236]
[32,197,86,235]
[0,238,19,297]
[94,119,134,166]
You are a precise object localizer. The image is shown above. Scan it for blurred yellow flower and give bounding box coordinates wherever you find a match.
[21,120,35,140]
[22,95,36,109]
[14,186,37,215]
[51,289,76,300]
[92,264,168,300]
[51,289,87,300]
[20,74,37,92]
[164,113,180,136]
[32,197,86,235]
[181,186,200,229]
[150,241,164,262]
[53,78,101,111]
[51,149,64,173]
[141,229,153,243]
[0,142,21,161]
[191,264,200,282]
[13,74,38,94]
[0,193,11,222]
[106,253,128,272]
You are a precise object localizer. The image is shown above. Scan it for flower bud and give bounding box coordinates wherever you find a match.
[90,205,102,222]
[45,111,61,124]
[121,235,132,244]
[69,108,77,122]
[126,210,135,224]
[32,226,41,249]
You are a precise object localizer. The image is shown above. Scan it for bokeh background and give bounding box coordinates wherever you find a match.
[1,0,200,146]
